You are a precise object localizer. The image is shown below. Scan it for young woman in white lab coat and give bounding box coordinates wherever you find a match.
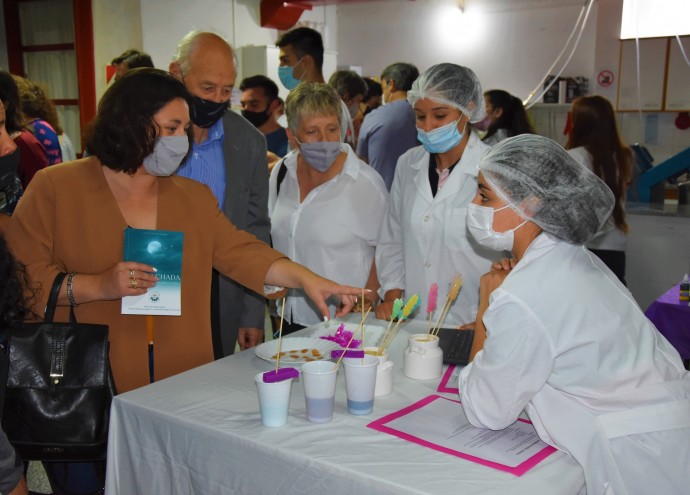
[459,135,690,495]
[375,64,500,325]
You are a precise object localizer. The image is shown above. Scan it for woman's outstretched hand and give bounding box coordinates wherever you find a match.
[265,259,367,321]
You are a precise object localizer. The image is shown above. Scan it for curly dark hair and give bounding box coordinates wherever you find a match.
[14,75,64,134]
[85,68,193,175]
[0,235,29,339]
[0,69,27,134]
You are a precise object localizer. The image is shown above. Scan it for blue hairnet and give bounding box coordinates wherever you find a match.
[407,63,485,122]
[478,135,614,244]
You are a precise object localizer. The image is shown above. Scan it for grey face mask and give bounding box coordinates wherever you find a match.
[143,136,190,176]
[297,140,342,172]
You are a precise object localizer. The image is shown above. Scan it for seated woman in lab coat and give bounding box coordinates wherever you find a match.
[375,63,500,325]
[459,134,690,495]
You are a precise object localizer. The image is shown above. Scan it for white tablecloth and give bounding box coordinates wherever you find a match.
[105,316,585,494]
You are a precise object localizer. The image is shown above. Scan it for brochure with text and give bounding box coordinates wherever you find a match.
[121,228,184,316]
[368,395,555,476]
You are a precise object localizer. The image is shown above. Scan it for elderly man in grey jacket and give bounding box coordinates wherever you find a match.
[170,31,270,357]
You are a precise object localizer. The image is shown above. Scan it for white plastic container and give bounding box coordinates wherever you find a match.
[365,347,393,396]
[403,334,443,380]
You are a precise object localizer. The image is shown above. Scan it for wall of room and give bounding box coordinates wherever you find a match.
[335,0,597,102]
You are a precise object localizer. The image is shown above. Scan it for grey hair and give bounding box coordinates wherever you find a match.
[285,82,341,134]
[381,62,419,92]
[172,30,237,76]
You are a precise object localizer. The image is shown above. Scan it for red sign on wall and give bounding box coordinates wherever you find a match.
[597,70,614,88]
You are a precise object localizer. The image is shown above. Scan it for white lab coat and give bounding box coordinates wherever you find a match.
[376,133,499,325]
[459,233,690,495]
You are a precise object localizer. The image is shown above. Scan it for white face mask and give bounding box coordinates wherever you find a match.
[466,202,527,252]
[143,135,189,176]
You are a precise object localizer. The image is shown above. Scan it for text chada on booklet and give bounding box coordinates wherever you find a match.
[121,228,184,316]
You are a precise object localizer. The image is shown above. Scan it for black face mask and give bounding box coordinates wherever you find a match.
[189,95,229,128]
[241,108,271,128]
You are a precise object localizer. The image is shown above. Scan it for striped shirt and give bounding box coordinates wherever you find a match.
[176,119,226,207]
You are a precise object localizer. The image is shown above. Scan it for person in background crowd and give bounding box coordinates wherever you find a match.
[274,97,285,121]
[240,75,289,169]
[0,100,22,225]
[375,63,500,325]
[111,48,154,81]
[361,77,383,116]
[276,27,325,90]
[0,70,48,189]
[13,75,62,165]
[566,95,633,284]
[328,70,367,147]
[169,31,271,355]
[480,89,534,146]
[276,27,355,145]
[268,82,388,333]
[14,78,76,161]
[357,62,419,190]
[353,77,382,142]
[0,234,29,495]
[459,134,690,495]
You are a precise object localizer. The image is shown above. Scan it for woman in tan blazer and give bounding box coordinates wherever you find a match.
[6,68,361,394]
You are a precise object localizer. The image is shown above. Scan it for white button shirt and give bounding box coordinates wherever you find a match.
[376,133,499,326]
[269,144,389,325]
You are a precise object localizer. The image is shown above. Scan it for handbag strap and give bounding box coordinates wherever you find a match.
[44,272,67,323]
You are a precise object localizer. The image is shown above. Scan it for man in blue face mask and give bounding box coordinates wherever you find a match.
[276,28,354,146]
[169,31,271,357]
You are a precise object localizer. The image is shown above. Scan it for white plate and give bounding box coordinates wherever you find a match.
[310,322,386,349]
[254,337,340,365]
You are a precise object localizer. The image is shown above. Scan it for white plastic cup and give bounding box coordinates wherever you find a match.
[342,355,378,415]
[255,372,293,427]
[365,347,393,397]
[301,361,338,424]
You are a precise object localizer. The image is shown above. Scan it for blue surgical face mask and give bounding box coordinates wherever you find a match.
[417,118,466,154]
[296,139,342,172]
[143,135,190,176]
[278,58,304,91]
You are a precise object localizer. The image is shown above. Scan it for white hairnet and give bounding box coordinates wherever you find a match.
[407,63,485,122]
[478,135,614,245]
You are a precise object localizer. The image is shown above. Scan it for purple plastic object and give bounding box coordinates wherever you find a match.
[262,367,299,383]
[331,349,365,359]
[319,324,362,348]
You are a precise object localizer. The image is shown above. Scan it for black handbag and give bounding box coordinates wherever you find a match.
[1,272,116,461]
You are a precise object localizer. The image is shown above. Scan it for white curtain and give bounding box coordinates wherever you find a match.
[19,0,81,152]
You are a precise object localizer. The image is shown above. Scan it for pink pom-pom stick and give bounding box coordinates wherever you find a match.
[331,349,365,359]
[427,283,438,314]
[262,367,299,383]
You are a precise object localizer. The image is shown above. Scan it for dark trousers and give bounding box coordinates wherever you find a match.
[590,249,626,286]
